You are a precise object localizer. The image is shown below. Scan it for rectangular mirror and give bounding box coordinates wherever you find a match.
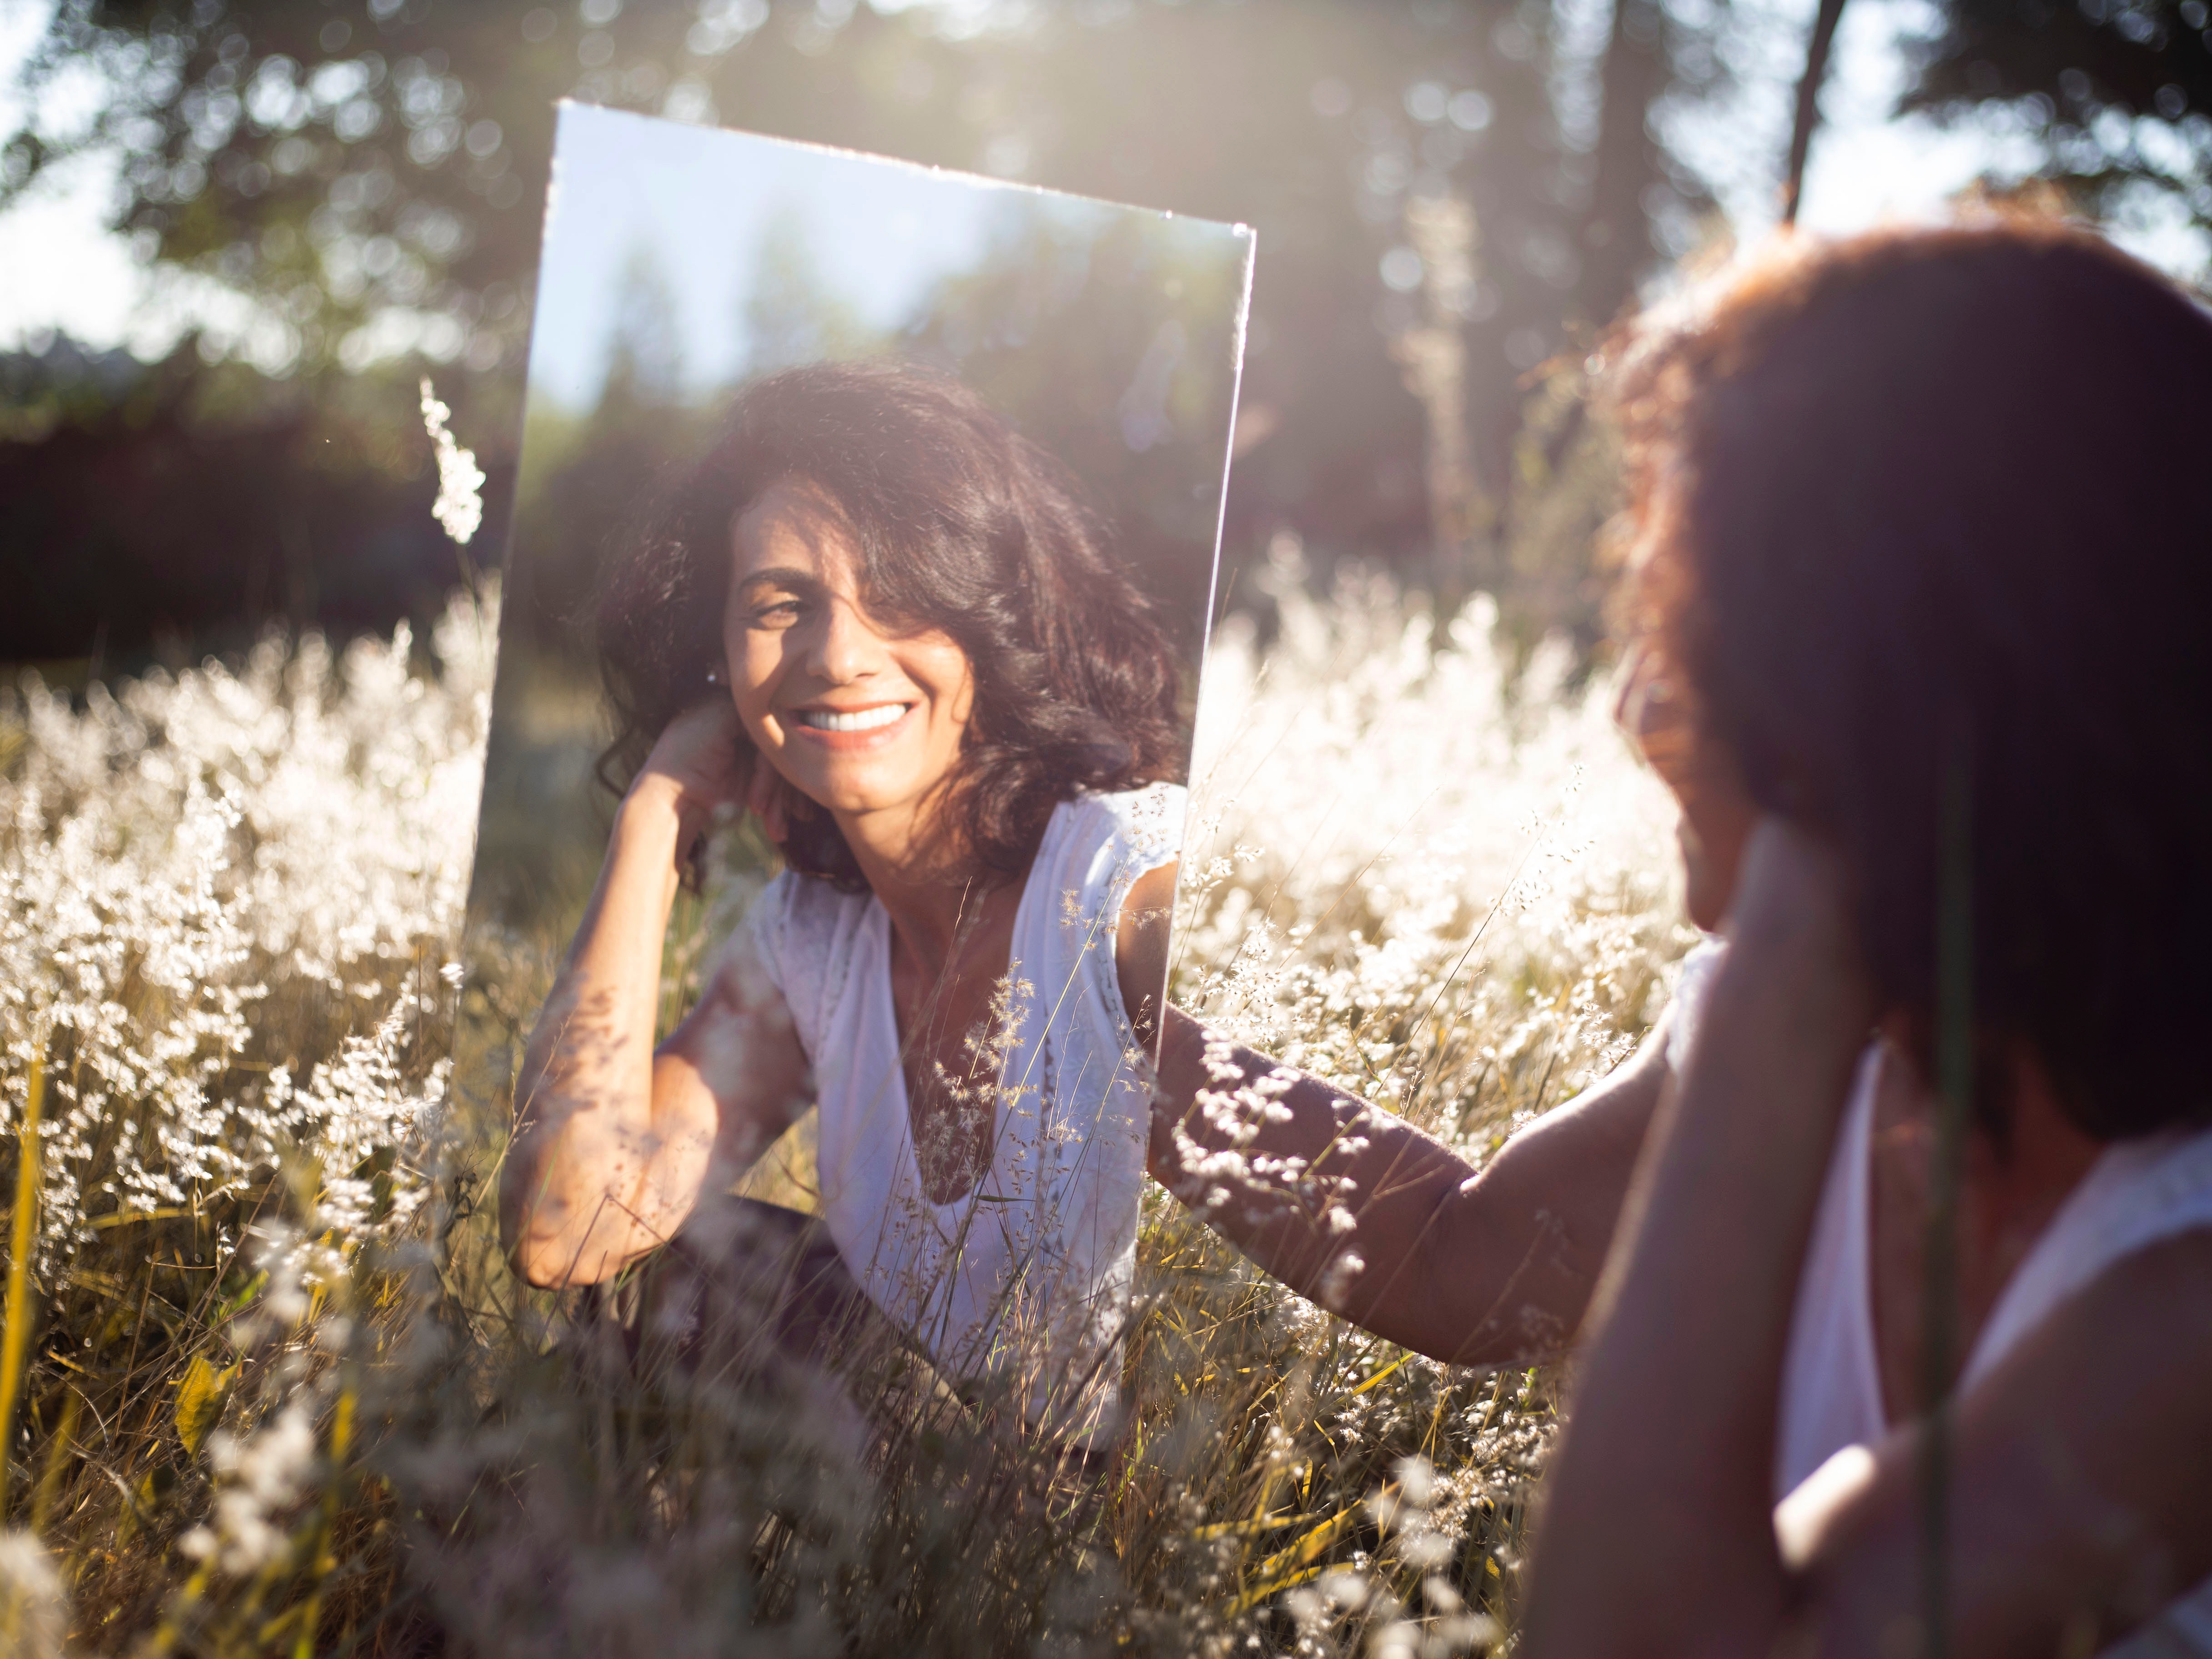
[450,101,1252,1518]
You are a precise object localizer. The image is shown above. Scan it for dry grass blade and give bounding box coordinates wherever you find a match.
[1,1055,45,1519]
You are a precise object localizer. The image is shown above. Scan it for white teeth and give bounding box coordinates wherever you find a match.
[794,704,906,733]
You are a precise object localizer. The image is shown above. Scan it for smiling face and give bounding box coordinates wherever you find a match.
[723,478,977,840]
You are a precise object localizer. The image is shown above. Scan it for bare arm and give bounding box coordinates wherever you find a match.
[1119,862,1670,1368]
[498,703,808,1287]
[1518,820,1867,1657]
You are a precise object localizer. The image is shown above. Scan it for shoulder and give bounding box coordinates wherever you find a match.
[1055,781,1187,877]
[1968,1117,2212,1388]
[733,868,802,963]
[730,867,875,1044]
[744,866,870,935]
[1036,783,1185,941]
[1075,785,1185,1035]
[1113,860,1177,1037]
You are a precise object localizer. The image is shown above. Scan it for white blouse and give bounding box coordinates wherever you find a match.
[733,782,1185,1443]
[1669,942,2212,1652]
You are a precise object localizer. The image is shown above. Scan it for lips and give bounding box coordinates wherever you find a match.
[790,704,909,733]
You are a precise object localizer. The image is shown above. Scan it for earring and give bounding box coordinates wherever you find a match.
[705,667,723,688]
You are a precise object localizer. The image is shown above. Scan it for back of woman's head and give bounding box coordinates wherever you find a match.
[594,358,1186,888]
[1614,217,2212,1139]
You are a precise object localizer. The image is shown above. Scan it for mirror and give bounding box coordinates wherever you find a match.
[453,101,1252,1484]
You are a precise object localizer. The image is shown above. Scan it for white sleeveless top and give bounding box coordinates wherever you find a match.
[1669,943,2212,1651]
[734,783,1184,1443]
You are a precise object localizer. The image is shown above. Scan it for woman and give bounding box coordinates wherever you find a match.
[1522,218,2212,1656]
[499,360,1191,1443]
[1144,218,2212,1653]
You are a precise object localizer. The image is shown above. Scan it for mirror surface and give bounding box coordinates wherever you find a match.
[458,103,1252,1455]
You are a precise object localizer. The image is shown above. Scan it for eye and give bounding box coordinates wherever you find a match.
[748,595,806,628]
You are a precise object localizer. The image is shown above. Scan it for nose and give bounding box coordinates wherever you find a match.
[805,592,888,686]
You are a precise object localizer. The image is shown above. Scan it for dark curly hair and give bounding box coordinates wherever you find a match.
[1609,217,2212,1141]
[593,358,1188,890]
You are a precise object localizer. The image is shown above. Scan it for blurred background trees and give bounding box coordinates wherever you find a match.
[1907,0,2212,226]
[2,0,2207,674]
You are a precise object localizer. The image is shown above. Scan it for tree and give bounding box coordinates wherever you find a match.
[1901,0,2212,253]
[601,240,685,411]
[903,197,1248,633]
[739,205,880,380]
[3,0,1737,653]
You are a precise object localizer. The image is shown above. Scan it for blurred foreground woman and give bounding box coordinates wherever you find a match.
[1522,220,2212,1656]
[1153,220,2212,1654]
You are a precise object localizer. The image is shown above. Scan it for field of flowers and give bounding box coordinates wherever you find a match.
[0,541,1690,1654]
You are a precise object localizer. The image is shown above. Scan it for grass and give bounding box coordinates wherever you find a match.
[0,559,1687,1655]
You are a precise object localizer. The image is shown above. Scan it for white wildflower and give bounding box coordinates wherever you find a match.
[0,1532,66,1659]
[1395,1453,1436,1510]
[419,377,487,546]
[201,1404,318,1575]
[1317,1567,1369,1610]
[1177,553,1691,1141]
[1316,1250,1365,1311]
[0,584,492,1278]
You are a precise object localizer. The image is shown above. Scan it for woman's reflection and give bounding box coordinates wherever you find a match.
[498,359,1189,1446]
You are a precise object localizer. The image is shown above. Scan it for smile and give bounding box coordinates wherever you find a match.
[789,704,910,733]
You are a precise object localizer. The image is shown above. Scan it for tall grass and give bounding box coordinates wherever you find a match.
[0,594,491,1653]
[0,554,1688,1654]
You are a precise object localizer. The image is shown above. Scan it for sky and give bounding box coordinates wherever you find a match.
[0,0,155,353]
[526,104,1195,409]
[0,0,2199,364]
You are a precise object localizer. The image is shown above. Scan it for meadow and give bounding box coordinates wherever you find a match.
[0,543,1691,1655]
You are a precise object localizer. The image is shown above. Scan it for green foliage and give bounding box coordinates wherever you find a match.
[740,205,885,381]
[1903,0,2212,246]
[4,0,1729,607]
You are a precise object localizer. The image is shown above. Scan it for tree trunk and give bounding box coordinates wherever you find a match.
[1781,0,1851,224]
[1392,194,1490,613]
[1581,0,1672,328]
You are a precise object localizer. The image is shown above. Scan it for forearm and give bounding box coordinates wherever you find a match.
[1151,1008,1669,1367]
[501,784,699,1282]
[1148,1009,1503,1362]
[1521,844,1871,1656]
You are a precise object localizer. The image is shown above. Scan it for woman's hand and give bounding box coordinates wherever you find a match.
[501,696,807,1287]
[1722,816,1870,1011]
[629,698,803,859]
[1520,812,1876,1658]
[629,699,754,855]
